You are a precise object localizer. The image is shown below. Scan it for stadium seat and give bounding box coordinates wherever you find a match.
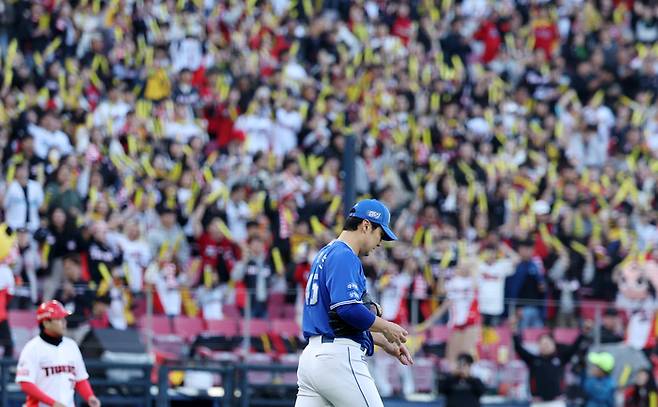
[522,328,549,343]
[429,325,451,343]
[173,316,204,341]
[411,357,435,393]
[9,310,37,330]
[495,326,512,345]
[240,319,270,337]
[282,305,297,320]
[208,350,241,363]
[204,319,240,337]
[223,305,241,319]
[553,328,579,344]
[267,293,286,318]
[378,353,402,394]
[11,327,37,357]
[580,301,609,321]
[138,314,173,336]
[278,353,300,385]
[244,353,274,385]
[153,335,188,360]
[271,319,300,337]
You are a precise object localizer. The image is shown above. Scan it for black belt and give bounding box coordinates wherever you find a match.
[321,335,367,352]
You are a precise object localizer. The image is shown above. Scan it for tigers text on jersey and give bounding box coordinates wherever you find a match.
[301,240,374,355]
[16,335,89,407]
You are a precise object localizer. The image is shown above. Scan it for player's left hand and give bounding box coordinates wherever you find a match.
[87,396,101,407]
[397,344,414,366]
[384,343,414,366]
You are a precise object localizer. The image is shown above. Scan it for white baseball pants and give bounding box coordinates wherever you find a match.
[295,336,383,407]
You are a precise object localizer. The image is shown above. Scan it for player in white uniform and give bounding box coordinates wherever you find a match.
[16,300,101,407]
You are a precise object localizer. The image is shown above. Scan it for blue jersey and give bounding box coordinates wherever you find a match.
[302,240,374,355]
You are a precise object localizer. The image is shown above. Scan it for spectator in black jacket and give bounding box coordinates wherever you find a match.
[439,353,486,407]
[600,308,624,344]
[511,315,591,402]
[54,254,93,343]
[82,221,123,285]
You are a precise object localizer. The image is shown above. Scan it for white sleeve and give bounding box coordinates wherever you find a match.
[0,266,15,294]
[73,342,89,381]
[6,268,14,295]
[33,182,44,209]
[140,244,152,267]
[104,232,124,252]
[2,182,14,210]
[15,343,37,383]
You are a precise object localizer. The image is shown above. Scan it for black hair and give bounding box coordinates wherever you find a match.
[457,353,474,365]
[62,253,81,264]
[252,151,264,164]
[343,216,381,233]
[230,183,245,194]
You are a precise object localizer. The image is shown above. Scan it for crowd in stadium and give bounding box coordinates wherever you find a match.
[1,0,658,402]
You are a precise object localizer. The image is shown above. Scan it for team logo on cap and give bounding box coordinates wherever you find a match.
[367,210,382,219]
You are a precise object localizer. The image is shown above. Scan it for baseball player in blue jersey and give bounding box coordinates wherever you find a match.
[296,199,413,407]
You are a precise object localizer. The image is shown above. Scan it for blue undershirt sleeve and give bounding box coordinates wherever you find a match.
[335,303,376,331]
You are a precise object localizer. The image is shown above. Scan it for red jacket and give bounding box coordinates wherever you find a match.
[474,20,501,63]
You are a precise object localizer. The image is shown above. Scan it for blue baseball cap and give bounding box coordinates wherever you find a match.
[349,199,398,241]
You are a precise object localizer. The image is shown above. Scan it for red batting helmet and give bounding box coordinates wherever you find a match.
[36,300,71,322]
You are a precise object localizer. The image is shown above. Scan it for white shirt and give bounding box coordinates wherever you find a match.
[617,295,656,349]
[28,124,73,159]
[197,286,224,320]
[0,264,15,295]
[379,273,411,320]
[273,108,302,157]
[93,100,131,135]
[163,120,207,143]
[226,199,250,243]
[3,180,44,232]
[145,262,183,316]
[445,275,478,327]
[108,286,127,330]
[107,233,152,292]
[16,336,89,407]
[312,174,339,200]
[170,37,203,72]
[478,259,515,316]
[235,114,273,154]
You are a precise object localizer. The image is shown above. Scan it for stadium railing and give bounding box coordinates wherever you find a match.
[0,358,153,407]
[157,363,235,406]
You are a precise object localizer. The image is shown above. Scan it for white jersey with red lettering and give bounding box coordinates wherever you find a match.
[15,335,89,407]
[445,275,480,328]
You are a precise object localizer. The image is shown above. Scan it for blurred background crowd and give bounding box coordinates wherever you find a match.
[1,0,658,403]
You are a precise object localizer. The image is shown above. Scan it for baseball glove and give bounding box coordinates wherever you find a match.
[329,292,383,337]
[361,292,383,318]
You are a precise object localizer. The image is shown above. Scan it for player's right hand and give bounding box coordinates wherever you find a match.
[88,395,101,407]
[383,321,408,345]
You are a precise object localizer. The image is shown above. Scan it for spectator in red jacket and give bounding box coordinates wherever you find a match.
[474,17,502,63]
[531,8,559,59]
[391,4,413,46]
